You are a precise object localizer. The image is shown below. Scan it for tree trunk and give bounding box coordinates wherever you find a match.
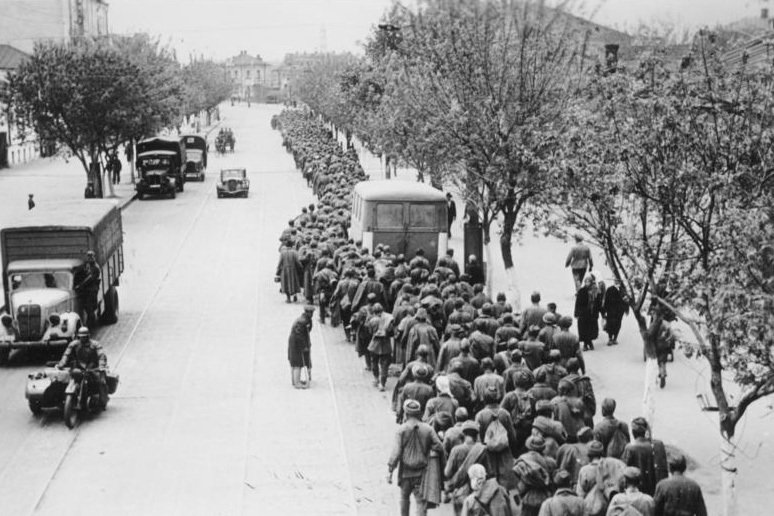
[638,311,659,432]
[720,433,738,516]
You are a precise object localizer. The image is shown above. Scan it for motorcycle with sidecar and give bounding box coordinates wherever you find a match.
[25,363,119,428]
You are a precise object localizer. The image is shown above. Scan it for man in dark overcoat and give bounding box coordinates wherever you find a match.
[288,306,315,388]
[653,454,707,516]
[276,244,303,303]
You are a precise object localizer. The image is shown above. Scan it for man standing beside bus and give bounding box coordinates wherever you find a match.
[446,192,457,238]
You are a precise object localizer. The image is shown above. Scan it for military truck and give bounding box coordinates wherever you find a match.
[136,136,185,199]
[0,200,124,365]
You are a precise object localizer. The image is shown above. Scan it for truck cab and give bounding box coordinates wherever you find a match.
[136,137,185,199]
[3,259,83,349]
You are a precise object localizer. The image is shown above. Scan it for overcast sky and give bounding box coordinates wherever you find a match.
[108,0,764,63]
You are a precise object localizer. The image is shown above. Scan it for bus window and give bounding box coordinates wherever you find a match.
[409,204,438,228]
[376,203,404,227]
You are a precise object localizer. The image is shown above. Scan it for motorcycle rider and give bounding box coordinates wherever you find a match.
[56,326,109,409]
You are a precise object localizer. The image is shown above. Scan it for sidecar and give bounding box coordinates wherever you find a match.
[25,366,120,415]
[25,366,70,415]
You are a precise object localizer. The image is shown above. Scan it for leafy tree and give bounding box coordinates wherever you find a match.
[5,36,184,197]
[552,33,774,516]
[364,0,589,296]
[182,59,233,121]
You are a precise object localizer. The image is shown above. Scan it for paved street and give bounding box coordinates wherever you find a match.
[0,103,771,515]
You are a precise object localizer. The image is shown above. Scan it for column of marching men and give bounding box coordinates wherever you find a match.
[271,109,707,516]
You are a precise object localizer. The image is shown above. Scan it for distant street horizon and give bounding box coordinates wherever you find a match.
[108,0,763,63]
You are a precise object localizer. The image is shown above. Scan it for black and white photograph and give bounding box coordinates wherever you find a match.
[0,0,772,514]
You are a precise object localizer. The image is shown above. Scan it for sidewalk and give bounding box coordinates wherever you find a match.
[0,116,226,224]
[0,156,137,223]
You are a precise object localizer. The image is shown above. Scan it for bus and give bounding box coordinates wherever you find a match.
[350,180,448,265]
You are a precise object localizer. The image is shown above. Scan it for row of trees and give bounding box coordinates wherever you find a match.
[2,34,233,197]
[291,1,774,514]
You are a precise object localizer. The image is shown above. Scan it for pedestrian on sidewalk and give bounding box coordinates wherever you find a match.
[28,194,35,210]
[288,305,315,389]
[446,192,457,238]
[565,234,593,291]
[108,152,122,184]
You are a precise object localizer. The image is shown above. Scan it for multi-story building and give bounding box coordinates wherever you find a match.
[0,44,34,168]
[0,0,109,54]
[0,0,110,168]
[225,51,270,102]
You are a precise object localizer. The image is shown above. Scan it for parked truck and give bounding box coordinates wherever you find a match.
[136,136,186,199]
[0,200,124,365]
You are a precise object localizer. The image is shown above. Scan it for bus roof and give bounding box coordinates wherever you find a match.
[353,181,446,202]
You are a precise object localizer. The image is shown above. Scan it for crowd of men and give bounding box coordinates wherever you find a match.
[273,109,707,516]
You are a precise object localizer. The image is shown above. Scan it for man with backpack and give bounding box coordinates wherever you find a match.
[388,399,444,516]
[593,398,630,460]
[460,464,513,516]
[475,386,518,489]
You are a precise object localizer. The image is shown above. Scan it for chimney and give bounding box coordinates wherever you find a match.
[763,8,769,19]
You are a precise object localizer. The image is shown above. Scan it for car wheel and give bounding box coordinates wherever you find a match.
[0,348,9,366]
[170,189,176,199]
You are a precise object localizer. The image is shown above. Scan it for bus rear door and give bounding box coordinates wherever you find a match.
[405,202,446,265]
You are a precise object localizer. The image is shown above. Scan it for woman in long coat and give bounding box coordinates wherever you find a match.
[276,244,302,303]
[601,279,628,345]
[574,274,602,351]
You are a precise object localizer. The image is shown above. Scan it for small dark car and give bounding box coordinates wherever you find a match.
[216,168,249,198]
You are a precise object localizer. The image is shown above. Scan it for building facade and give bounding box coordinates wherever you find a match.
[0,44,36,168]
[225,51,287,103]
[0,0,109,54]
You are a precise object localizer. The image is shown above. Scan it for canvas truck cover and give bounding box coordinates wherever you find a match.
[1,200,123,278]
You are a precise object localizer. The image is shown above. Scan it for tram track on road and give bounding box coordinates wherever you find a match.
[22,179,217,515]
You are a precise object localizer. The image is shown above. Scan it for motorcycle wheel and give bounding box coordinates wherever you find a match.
[28,399,43,415]
[63,393,79,429]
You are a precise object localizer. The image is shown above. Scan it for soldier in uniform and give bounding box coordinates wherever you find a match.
[56,326,109,408]
[75,250,101,327]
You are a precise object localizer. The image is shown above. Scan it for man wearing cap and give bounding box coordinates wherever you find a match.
[397,364,435,421]
[276,244,302,303]
[607,466,655,516]
[537,313,558,349]
[494,314,520,351]
[653,454,706,516]
[388,399,444,516]
[351,267,386,311]
[454,341,482,386]
[473,302,500,339]
[443,407,470,456]
[447,359,476,414]
[565,234,593,291]
[406,308,441,367]
[473,358,505,407]
[537,469,584,515]
[74,249,101,327]
[622,417,668,496]
[553,316,584,374]
[352,293,377,371]
[555,426,593,487]
[437,324,467,372]
[576,439,605,498]
[518,325,545,370]
[288,306,315,388]
[468,320,496,362]
[492,292,513,320]
[513,436,556,516]
[475,385,518,488]
[533,350,568,392]
[445,421,488,515]
[367,303,395,391]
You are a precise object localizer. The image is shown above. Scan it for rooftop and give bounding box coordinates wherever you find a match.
[0,44,29,71]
